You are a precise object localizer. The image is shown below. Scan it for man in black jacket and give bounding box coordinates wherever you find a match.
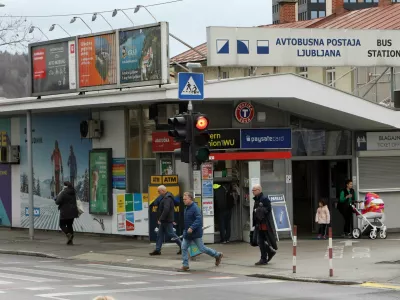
[252,184,278,265]
[150,185,182,256]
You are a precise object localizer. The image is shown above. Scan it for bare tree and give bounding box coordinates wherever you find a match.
[0,17,33,49]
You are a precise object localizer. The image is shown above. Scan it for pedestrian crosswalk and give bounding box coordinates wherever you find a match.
[0,261,283,298]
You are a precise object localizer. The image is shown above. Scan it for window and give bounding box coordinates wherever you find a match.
[366,0,372,2]
[222,71,229,79]
[350,0,356,3]
[373,0,378,2]
[319,0,325,3]
[343,0,349,2]
[298,67,308,78]
[311,11,318,19]
[311,0,317,2]
[326,67,336,87]
[319,11,326,17]
[142,107,156,159]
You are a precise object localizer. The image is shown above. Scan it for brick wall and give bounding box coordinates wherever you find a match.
[279,1,296,23]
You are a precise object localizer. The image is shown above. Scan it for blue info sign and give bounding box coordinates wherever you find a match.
[178,72,204,101]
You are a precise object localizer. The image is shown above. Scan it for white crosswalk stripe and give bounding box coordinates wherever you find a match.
[2,267,104,280]
[119,282,149,285]
[0,280,12,285]
[0,272,59,283]
[25,287,55,291]
[34,265,145,278]
[73,284,104,288]
[75,264,188,275]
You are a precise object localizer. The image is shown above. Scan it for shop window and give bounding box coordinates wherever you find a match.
[143,159,156,189]
[128,109,140,159]
[292,129,352,156]
[127,160,140,193]
[142,107,156,159]
[261,160,285,195]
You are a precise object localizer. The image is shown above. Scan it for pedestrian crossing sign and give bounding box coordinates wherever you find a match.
[178,72,204,101]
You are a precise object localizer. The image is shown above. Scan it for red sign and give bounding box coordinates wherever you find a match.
[152,132,180,152]
[32,48,46,80]
[209,151,292,161]
[235,102,255,124]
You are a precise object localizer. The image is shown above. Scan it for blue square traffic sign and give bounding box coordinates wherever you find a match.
[178,72,204,101]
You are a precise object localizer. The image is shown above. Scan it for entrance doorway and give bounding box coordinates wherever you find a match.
[292,160,350,236]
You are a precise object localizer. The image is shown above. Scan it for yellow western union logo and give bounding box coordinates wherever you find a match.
[162,175,178,184]
[151,176,162,184]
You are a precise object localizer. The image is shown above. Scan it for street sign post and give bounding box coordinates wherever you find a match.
[178,72,204,101]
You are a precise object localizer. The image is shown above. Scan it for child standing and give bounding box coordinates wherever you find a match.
[315,200,330,239]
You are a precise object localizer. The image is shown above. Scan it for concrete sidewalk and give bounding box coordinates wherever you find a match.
[0,228,399,285]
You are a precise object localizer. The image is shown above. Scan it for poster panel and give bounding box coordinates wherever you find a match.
[119,22,169,87]
[30,38,77,96]
[0,118,11,227]
[78,32,117,88]
[89,148,113,215]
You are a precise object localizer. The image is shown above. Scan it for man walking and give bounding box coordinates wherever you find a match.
[150,185,181,256]
[179,192,223,272]
[252,184,278,265]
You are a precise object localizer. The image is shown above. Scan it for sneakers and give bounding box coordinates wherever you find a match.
[255,259,268,266]
[149,250,161,256]
[178,266,190,272]
[215,253,223,266]
[317,234,322,240]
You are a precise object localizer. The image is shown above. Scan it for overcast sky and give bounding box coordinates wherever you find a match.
[1,0,272,56]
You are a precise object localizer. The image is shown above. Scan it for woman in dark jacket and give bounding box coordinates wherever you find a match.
[56,181,79,245]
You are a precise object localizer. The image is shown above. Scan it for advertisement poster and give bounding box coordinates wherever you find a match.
[193,170,201,195]
[272,203,291,231]
[115,193,147,234]
[117,213,126,231]
[161,160,173,175]
[119,25,162,84]
[152,131,180,153]
[202,180,213,198]
[202,163,213,180]
[31,39,77,95]
[79,33,117,88]
[19,113,97,232]
[0,119,12,227]
[202,198,214,216]
[89,149,112,215]
[112,158,126,189]
[208,129,241,150]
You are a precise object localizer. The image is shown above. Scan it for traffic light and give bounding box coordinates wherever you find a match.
[192,113,210,164]
[168,113,192,163]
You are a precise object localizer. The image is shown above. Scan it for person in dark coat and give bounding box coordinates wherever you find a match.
[178,192,223,272]
[149,185,182,256]
[56,181,79,245]
[214,183,234,244]
[252,184,278,265]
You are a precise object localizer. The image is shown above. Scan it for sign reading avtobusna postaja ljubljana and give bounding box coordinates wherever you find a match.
[207,27,400,67]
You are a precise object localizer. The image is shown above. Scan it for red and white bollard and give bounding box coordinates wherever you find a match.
[293,225,297,274]
[328,227,333,277]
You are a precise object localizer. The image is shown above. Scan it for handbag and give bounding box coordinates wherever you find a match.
[76,198,85,217]
[250,227,259,247]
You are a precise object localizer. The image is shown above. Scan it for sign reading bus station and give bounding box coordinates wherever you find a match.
[207,27,400,67]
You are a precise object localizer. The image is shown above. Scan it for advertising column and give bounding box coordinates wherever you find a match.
[0,119,12,226]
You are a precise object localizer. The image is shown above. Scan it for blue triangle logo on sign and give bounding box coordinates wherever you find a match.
[0,198,10,226]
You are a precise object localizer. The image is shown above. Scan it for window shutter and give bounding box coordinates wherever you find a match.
[359,157,400,190]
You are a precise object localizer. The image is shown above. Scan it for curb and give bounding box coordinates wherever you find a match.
[0,249,63,260]
[248,273,363,285]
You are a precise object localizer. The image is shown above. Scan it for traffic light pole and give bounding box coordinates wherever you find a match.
[187,67,194,193]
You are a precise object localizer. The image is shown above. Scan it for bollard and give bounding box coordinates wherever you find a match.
[293,225,297,274]
[328,227,333,277]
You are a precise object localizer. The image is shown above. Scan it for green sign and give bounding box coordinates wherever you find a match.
[125,194,134,212]
[89,149,112,215]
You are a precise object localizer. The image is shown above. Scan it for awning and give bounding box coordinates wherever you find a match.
[0,73,398,130]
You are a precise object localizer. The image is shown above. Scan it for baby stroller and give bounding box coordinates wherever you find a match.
[352,192,387,240]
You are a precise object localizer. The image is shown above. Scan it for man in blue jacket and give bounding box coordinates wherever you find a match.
[179,192,223,272]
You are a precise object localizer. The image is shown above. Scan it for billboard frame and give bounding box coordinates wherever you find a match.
[29,36,78,97]
[117,21,170,89]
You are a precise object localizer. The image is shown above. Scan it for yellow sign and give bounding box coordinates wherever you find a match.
[117,194,125,213]
[142,193,149,204]
[151,176,163,185]
[149,185,180,212]
[194,197,202,210]
[1,131,7,147]
[162,175,178,184]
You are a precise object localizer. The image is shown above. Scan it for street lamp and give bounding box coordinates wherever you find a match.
[29,26,49,40]
[70,16,93,33]
[49,24,71,36]
[112,9,134,26]
[134,5,158,22]
[92,13,113,30]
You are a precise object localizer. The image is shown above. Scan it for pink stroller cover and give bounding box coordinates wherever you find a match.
[362,192,385,214]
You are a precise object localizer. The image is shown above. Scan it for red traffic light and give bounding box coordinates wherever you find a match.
[195,116,209,130]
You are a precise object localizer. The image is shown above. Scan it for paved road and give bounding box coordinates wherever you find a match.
[0,254,398,300]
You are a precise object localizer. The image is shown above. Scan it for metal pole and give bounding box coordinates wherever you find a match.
[362,67,390,98]
[188,67,194,192]
[27,110,34,240]
[391,67,395,105]
[169,33,207,60]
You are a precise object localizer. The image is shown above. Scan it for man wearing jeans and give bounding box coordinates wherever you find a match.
[149,185,181,256]
[179,192,223,272]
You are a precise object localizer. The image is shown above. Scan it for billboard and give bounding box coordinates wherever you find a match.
[207,27,400,67]
[29,38,77,96]
[119,23,169,87]
[78,32,117,89]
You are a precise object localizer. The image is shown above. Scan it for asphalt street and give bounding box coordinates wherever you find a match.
[0,254,398,300]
